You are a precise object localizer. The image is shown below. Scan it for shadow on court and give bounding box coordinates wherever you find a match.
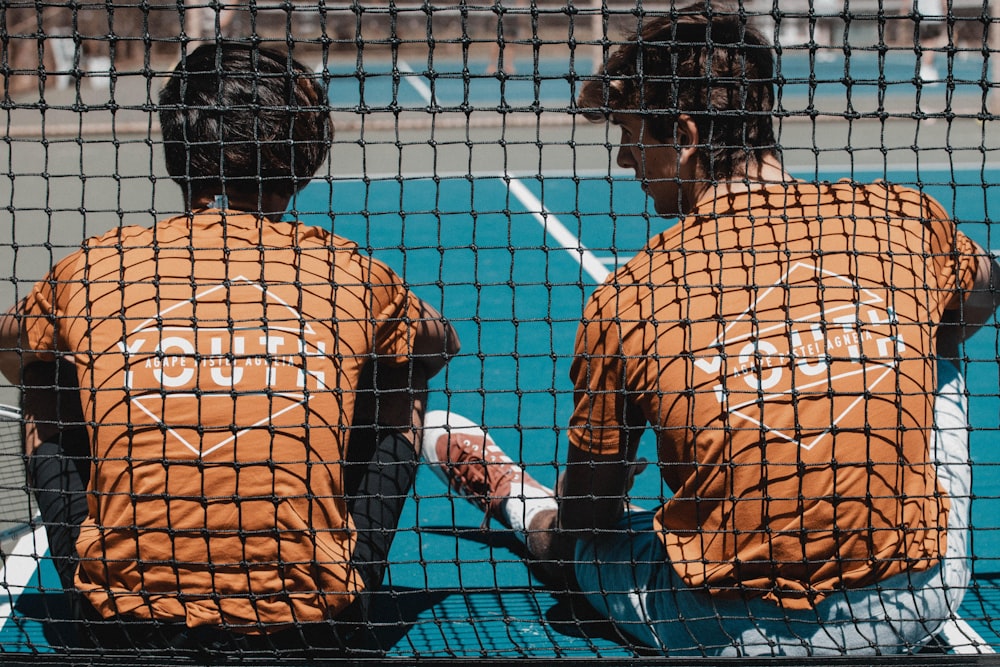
[373,525,652,657]
[366,584,645,658]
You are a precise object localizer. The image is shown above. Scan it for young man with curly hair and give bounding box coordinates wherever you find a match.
[423,3,998,655]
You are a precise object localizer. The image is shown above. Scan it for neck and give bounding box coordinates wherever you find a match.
[189,191,292,223]
[688,154,799,207]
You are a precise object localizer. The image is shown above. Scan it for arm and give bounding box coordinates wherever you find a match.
[0,302,46,385]
[939,242,1000,359]
[1,302,85,456]
[558,295,646,532]
[355,298,458,454]
[346,359,429,484]
[559,401,646,532]
[559,443,633,533]
[955,246,1000,336]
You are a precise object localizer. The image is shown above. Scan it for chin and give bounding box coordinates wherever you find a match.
[651,201,677,218]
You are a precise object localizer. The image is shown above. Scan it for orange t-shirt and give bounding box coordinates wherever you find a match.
[569,182,979,609]
[21,211,426,630]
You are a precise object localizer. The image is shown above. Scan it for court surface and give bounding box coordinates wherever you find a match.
[0,50,998,659]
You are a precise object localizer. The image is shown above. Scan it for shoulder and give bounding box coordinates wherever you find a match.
[48,224,152,276]
[847,180,950,219]
[81,223,154,247]
[291,223,410,287]
[583,259,660,329]
[291,221,360,252]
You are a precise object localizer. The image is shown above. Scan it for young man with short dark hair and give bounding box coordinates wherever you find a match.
[0,43,459,653]
[423,3,999,655]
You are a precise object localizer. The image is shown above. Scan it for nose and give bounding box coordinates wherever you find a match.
[616,144,633,170]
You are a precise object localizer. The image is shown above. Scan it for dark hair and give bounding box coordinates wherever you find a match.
[577,2,777,180]
[158,43,332,203]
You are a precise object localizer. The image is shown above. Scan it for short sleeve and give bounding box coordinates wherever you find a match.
[19,251,83,361]
[883,184,978,316]
[365,257,425,365]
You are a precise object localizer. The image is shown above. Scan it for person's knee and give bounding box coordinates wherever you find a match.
[524,509,578,586]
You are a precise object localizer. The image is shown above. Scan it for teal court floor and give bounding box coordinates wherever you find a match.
[319,48,989,114]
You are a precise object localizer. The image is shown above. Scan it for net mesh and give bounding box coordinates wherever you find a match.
[1,0,1000,662]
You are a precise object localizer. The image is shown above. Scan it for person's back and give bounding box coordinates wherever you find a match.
[67,213,403,627]
[1,43,458,650]
[580,179,958,607]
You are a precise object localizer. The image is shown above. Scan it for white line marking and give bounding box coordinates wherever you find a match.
[0,525,48,633]
[937,616,996,654]
[596,255,630,267]
[506,178,610,284]
[397,60,433,106]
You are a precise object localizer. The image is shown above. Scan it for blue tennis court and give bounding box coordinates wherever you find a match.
[2,168,998,658]
[322,49,989,114]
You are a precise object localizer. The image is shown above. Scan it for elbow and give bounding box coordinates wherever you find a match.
[967,253,1000,326]
[442,321,461,358]
[415,320,461,379]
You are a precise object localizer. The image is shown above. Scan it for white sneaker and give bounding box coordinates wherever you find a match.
[422,410,554,529]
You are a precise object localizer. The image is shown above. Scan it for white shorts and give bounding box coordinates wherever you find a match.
[574,361,970,656]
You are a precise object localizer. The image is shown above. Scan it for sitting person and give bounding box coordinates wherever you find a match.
[0,42,459,654]
[422,2,998,656]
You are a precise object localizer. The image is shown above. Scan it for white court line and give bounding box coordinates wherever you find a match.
[937,617,996,655]
[506,178,610,284]
[396,60,433,106]
[0,525,49,633]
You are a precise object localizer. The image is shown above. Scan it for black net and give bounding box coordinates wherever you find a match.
[1,0,999,663]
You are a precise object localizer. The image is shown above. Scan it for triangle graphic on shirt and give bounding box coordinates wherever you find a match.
[705,262,900,451]
[129,275,318,338]
[129,392,307,457]
[122,276,327,459]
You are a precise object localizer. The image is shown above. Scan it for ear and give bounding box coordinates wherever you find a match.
[675,114,703,213]
[675,114,700,173]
